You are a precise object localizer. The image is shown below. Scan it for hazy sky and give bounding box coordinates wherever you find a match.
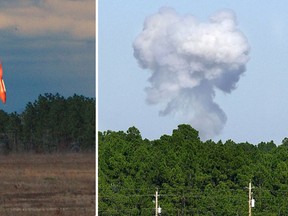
[0,0,95,113]
[98,1,288,145]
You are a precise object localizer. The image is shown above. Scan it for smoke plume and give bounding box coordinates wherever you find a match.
[133,7,250,139]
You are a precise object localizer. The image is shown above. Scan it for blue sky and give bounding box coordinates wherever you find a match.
[0,0,95,113]
[98,1,288,144]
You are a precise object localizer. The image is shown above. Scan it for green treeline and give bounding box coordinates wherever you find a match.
[99,125,288,215]
[0,93,95,153]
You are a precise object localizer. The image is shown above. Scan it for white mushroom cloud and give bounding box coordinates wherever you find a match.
[133,7,250,139]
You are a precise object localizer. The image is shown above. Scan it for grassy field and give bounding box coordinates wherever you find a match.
[0,153,95,216]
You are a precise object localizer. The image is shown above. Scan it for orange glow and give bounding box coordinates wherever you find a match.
[0,63,6,104]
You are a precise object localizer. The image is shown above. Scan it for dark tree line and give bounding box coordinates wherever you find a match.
[99,125,288,215]
[0,93,95,153]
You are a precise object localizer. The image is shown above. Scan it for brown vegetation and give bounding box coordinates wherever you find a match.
[0,153,95,216]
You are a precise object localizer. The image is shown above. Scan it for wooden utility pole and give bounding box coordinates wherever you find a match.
[248,180,252,216]
[155,189,158,216]
[248,181,251,216]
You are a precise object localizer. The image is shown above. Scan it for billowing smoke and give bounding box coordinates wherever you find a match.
[133,7,250,139]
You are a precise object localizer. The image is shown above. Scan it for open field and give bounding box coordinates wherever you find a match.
[0,153,95,216]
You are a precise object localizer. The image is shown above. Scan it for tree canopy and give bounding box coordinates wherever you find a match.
[99,125,288,215]
[0,93,95,153]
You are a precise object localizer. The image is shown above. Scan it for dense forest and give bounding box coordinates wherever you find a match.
[99,125,288,215]
[0,93,95,153]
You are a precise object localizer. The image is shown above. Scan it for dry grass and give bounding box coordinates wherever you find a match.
[0,153,95,216]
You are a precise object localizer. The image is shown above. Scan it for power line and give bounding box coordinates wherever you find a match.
[99,187,288,198]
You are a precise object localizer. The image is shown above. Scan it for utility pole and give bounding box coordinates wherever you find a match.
[248,180,255,216]
[248,181,252,216]
[155,188,162,215]
[155,189,158,216]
